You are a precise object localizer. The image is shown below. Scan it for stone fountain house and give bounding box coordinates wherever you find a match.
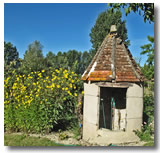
[81,25,144,144]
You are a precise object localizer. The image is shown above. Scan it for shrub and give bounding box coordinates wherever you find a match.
[143,93,154,124]
[4,68,82,133]
[134,123,154,142]
[58,130,69,140]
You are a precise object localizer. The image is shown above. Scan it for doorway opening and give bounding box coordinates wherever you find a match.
[99,87,127,131]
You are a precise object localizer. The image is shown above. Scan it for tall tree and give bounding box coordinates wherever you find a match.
[90,9,130,52]
[79,50,92,74]
[44,49,91,75]
[108,3,154,23]
[55,51,68,69]
[45,51,56,67]
[4,41,19,65]
[23,40,44,71]
[66,50,81,72]
[141,36,154,80]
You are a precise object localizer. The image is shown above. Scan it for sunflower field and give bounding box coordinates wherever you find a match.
[4,67,83,133]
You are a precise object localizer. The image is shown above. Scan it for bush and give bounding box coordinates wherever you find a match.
[58,130,69,140]
[143,93,154,124]
[4,67,82,133]
[134,123,154,142]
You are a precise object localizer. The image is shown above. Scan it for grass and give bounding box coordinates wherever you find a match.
[143,141,154,146]
[4,133,69,146]
[72,125,81,139]
[5,133,154,147]
[134,125,154,147]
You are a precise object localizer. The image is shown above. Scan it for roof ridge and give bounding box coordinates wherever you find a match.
[111,35,116,81]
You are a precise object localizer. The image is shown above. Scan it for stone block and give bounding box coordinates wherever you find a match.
[127,118,142,132]
[127,83,143,98]
[126,97,143,118]
[83,120,98,141]
[83,95,99,124]
[84,83,99,97]
[96,129,140,144]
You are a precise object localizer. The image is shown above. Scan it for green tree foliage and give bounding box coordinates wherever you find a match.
[44,51,56,67]
[143,94,154,123]
[90,9,130,52]
[55,51,68,68]
[4,42,21,79]
[108,3,154,23]
[66,50,81,73]
[141,36,154,80]
[45,50,91,75]
[23,41,44,72]
[79,51,91,74]
[4,41,19,65]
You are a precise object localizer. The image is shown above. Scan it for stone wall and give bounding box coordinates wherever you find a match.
[83,82,144,142]
[126,83,144,131]
[83,83,99,141]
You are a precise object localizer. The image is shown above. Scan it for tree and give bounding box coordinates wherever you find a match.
[54,51,68,69]
[44,49,92,75]
[141,36,154,80]
[23,40,44,72]
[90,9,130,52]
[108,3,154,23]
[45,51,56,67]
[79,51,91,74]
[4,41,19,65]
[66,50,81,72]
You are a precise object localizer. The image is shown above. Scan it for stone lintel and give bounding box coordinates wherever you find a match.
[95,82,133,88]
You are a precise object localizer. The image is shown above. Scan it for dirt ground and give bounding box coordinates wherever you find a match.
[11,131,146,146]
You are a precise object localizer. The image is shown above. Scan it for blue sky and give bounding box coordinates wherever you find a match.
[4,3,154,66]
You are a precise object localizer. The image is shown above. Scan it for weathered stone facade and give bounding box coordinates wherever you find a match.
[82,82,143,144]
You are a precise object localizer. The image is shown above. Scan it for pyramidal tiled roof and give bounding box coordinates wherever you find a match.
[81,26,144,82]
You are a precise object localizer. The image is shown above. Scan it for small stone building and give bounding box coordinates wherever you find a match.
[81,25,144,145]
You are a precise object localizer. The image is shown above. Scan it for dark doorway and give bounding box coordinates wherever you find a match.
[99,87,127,130]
